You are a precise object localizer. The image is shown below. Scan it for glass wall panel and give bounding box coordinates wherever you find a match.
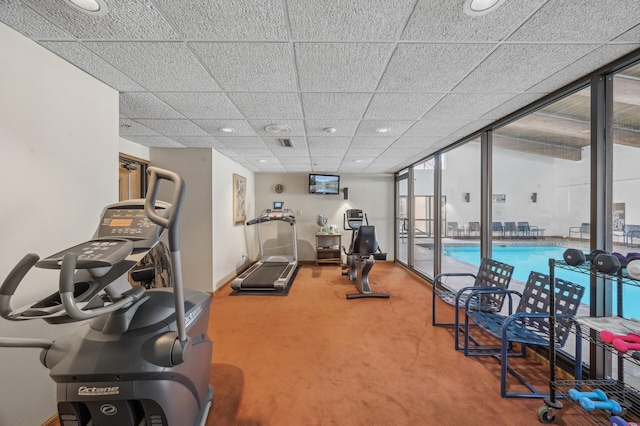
[396,176,409,265]
[492,87,591,277]
[612,61,640,320]
[413,159,435,278]
[441,139,481,282]
[492,87,592,369]
[612,60,640,390]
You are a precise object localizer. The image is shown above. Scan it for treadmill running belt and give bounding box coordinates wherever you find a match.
[240,262,289,288]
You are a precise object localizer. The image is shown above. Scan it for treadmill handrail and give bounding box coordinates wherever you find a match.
[247,209,296,226]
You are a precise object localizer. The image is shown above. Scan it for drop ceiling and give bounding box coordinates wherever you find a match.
[2,0,640,173]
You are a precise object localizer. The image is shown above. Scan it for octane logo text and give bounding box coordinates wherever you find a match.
[78,386,120,396]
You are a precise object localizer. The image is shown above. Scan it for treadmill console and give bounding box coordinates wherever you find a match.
[346,209,364,229]
[272,201,284,211]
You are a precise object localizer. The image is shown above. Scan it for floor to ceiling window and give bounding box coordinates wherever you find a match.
[395,171,409,266]
[441,138,481,277]
[491,86,592,290]
[413,159,436,278]
[612,62,640,321]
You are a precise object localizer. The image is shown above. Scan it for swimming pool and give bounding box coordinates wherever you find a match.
[444,245,640,319]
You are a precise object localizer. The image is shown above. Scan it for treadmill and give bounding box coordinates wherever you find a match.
[231,202,298,295]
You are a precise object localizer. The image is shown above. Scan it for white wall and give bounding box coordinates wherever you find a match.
[254,173,394,261]
[212,151,255,290]
[150,148,215,293]
[150,148,255,292]
[120,136,150,160]
[0,23,119,426]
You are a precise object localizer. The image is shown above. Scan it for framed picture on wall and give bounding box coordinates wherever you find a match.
[233,173,247,224]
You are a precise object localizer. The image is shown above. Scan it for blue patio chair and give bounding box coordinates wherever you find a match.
[461,271,584,398]
[492,222,504,237]
[432,258,514,332]
[447,222,461,237]
[517,221,539,239]
[468,221,480,237]
[569,222,590,240]
[504,222,517,238]
[625,224,640,246]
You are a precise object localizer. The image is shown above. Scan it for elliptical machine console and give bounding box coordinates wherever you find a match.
[0,167,213,426]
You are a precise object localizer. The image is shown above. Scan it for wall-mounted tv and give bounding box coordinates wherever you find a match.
[309,174,340,195]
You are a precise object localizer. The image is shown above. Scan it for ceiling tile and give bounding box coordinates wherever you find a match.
[264,138,309,149]
[288,0,414,41]
[615,25,640,42]
[84,42,221,91]
[41,42,145,91]
[120,93,183,119]
[309,147,348,157]
[270,147,311,157]
[305,120,360,137]
[295,43,394,91]
[355,120,414,137]
[227,92,303,119]
[123,135,184,147]
[191,42,297,91]
[301,92,371,119]
[193,119,258,136]
[402,0,546,42]
[528,44,640,93]
[364,93,443,120]
[154,0,287,40]
[348,137,396,149]
[390,137,442,149]
[450,119,495,137]
[215,137,268,149]
[403,117,468,137]
[249,120,306,137]
[308,137,352,149]
[508,0,640,43]
[427,93,518,119]
[279,156,311,164]
[378,43,496,92]
[480,93,547,120]
[135,119,210,137]
[172,136,225,148]
[119,119,160,136]
[22,0,178,40]
[453,43,599,93]
[234,148,275,158]
[155,92,243,119]
[0,1,71,39]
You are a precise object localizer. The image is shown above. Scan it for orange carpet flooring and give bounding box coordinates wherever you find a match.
[206,262,588,426]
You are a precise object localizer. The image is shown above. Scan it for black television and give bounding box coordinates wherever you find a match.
[309,174,340,195]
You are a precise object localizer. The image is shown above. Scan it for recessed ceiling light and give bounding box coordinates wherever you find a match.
[265,124,292,134]
[323,127,337,133]
[375,128,390,134]
[463,0,505,16]
[259,159,267,163]
[219,127,235,133]
[63,0,109,15]
[354,160,362,163]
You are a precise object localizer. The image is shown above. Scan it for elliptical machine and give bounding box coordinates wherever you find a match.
[341,209,389,299]
[0,167,213,426]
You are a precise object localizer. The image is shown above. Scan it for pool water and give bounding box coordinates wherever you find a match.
[444,245,640,319]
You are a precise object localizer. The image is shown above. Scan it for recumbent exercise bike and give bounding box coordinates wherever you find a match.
[0,167,213,426]
[341,209,389,299]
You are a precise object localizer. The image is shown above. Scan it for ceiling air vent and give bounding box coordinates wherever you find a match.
[279,138,293,148]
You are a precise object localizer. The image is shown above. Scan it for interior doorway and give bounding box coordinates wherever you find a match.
[119,154,148,201]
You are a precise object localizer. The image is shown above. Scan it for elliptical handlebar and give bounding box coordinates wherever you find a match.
[58,253,145,320]
[0,254,42,320]
[145,166,188,344]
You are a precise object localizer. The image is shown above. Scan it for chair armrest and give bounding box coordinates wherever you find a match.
[433,272,476,291]
[464,287,520,313]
